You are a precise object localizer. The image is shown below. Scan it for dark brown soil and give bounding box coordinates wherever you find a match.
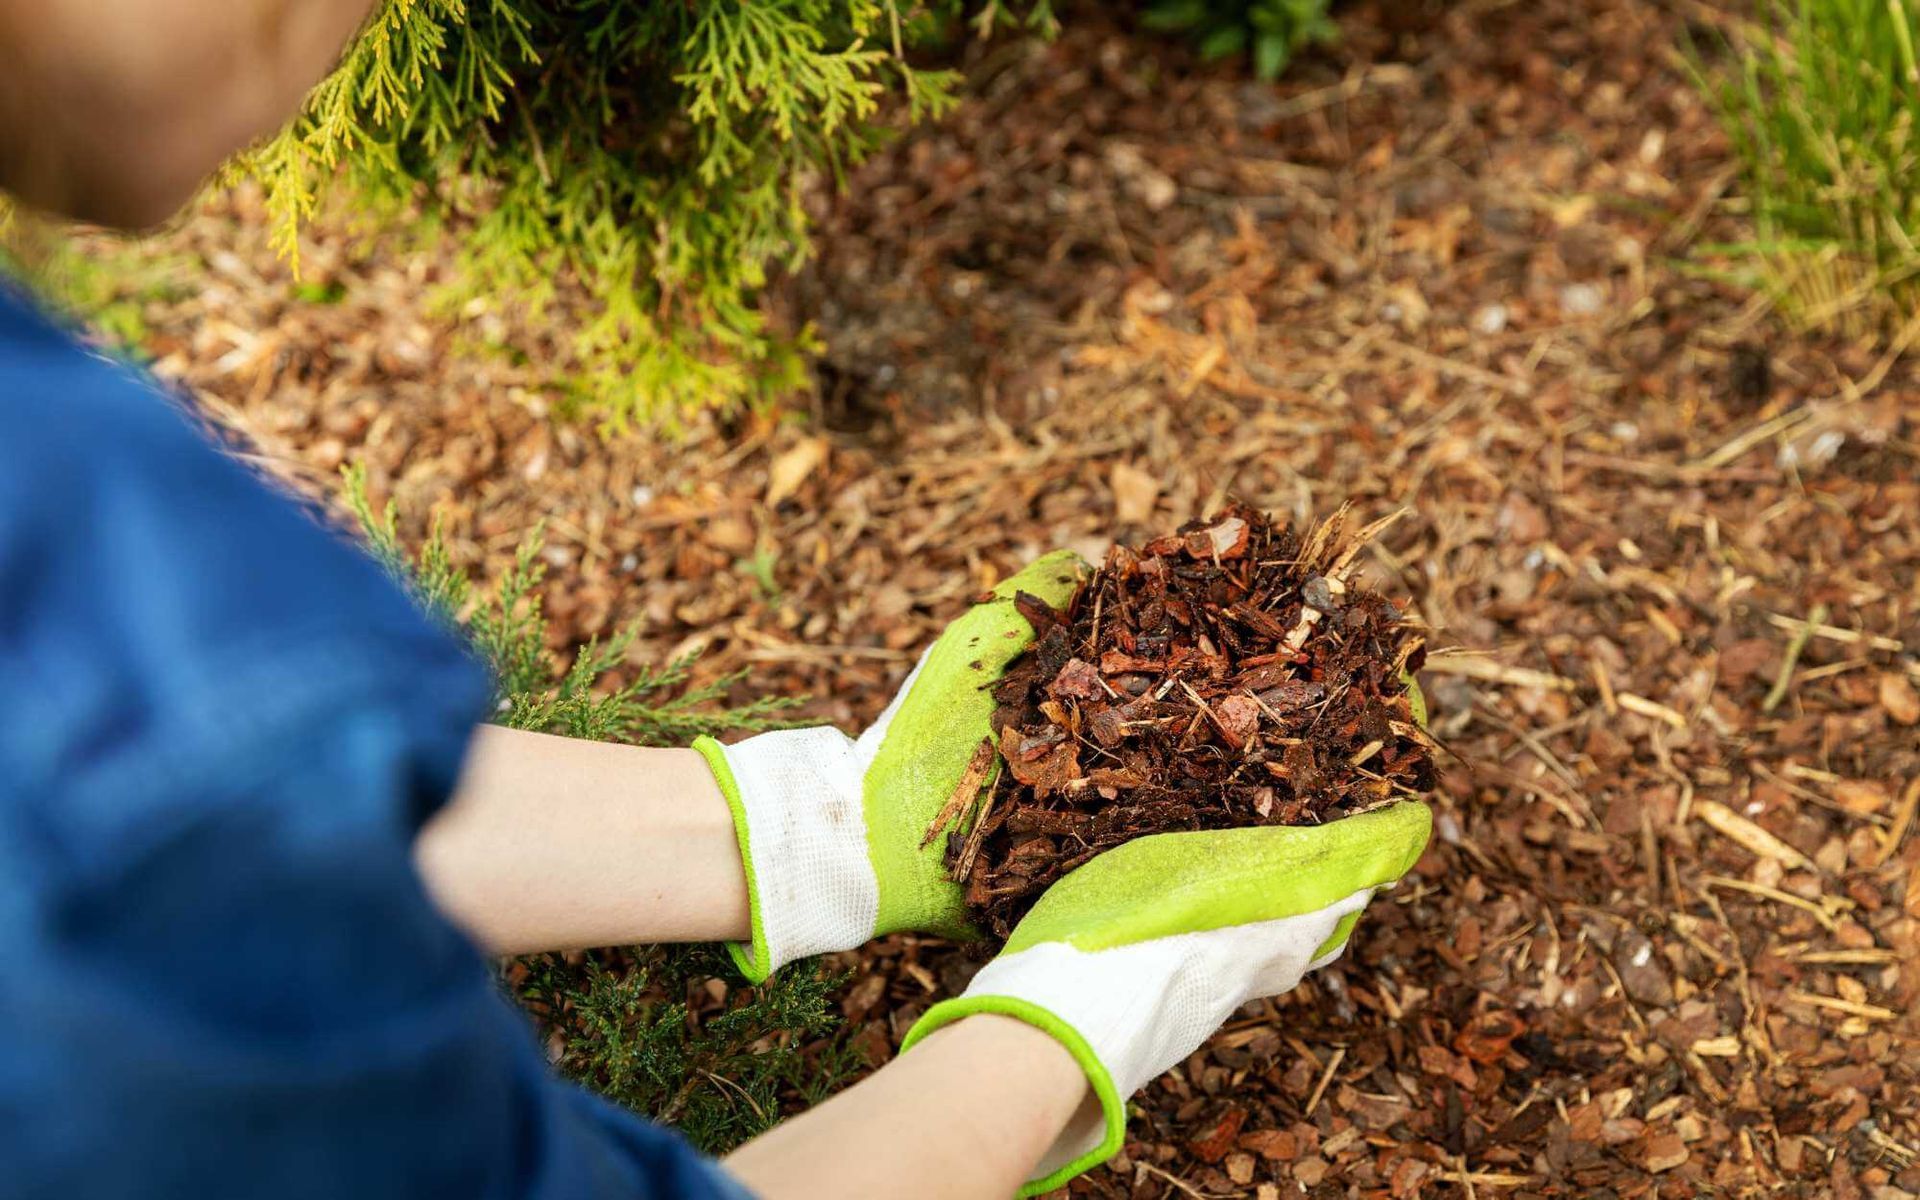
[938,504,1435,940]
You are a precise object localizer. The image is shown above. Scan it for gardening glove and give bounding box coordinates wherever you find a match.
[692,550,1087,983]
[900,800,1432,1197]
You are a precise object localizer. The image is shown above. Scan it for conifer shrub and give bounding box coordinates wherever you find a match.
[344,465,849,1149]
[9,3,1334,429]
[243,1,1056,431]
[235,0,1327,430]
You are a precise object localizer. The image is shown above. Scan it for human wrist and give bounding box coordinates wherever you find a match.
[415,732,752,954]
[903,993,1127,1195]
[915,1013,1090,1106]
[902,1010,1105,1196]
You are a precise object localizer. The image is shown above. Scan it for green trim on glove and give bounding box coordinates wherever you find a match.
[691,735,773,984]
[1311,908,1365,962]
[865,550,1087,938]
[901,996,1127,1198]
[1004,801,1432,955]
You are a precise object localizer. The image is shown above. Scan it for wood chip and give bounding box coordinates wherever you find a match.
[764,437,828,508]
[1110,461,1161,524]
[1643,1133,1689,1173]
[1693,800,1815,871]
[1877,776,1920,866]
[1880,672,1920,725]
[1787,991,1899,1021]
[1618,692,1688,729]
[1830,779,1889,815]
[919,738,997,849]
[1422,655,1577,692]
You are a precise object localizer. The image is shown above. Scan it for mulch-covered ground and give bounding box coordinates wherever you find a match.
[65,0,1920,1195]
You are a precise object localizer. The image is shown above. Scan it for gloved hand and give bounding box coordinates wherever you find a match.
[693,551,1086,983]
[900,800,1432,1196]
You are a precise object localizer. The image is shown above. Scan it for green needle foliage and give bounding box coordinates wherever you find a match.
[520,947,864,1150]
[344,465,844,1150]
[9,2,1323,429]
[9,2,1324,430]
[1142,0,1334,80]
[1694,0,1920,338]
[240,1,1055,431]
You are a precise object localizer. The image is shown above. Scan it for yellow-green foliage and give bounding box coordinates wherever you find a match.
[238,2,1051,431]
[5,2,1330,430]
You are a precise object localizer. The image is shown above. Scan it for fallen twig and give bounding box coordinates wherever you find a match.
[1875,776,1920,867]
[1762,604,1827,714]
[1693,800,1815,871]
[1423,655,1577,693]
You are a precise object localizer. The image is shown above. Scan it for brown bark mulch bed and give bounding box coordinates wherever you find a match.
[59,0,1920,1194]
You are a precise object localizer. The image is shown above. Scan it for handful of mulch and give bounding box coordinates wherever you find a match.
[929,503,1436,943]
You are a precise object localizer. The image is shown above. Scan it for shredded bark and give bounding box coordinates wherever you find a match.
[947,503,1435,941]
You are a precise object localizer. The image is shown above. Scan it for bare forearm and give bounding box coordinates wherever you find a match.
[415,726,749,954]
[725,1015,1092,1200]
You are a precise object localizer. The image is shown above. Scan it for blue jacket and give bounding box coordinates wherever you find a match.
[0,284,750,1200]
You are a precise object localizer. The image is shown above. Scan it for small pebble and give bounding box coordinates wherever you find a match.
[1560,282,1606,315]
[1302,575,1339,612]
[1472,303,1509,334]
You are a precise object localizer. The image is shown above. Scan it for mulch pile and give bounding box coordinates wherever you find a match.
[945,504,1433,939]
[59,0,1920,1194]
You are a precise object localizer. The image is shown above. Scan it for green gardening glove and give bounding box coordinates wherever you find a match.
[693,550,1087,982]
[900,800,1432,1196]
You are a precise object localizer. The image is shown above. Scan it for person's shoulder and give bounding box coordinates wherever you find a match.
[0,282,367,590]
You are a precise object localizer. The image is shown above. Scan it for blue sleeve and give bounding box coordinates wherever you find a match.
[0,287,753,1200]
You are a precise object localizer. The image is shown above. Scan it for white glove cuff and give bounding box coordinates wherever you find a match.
[695,729,881,981]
